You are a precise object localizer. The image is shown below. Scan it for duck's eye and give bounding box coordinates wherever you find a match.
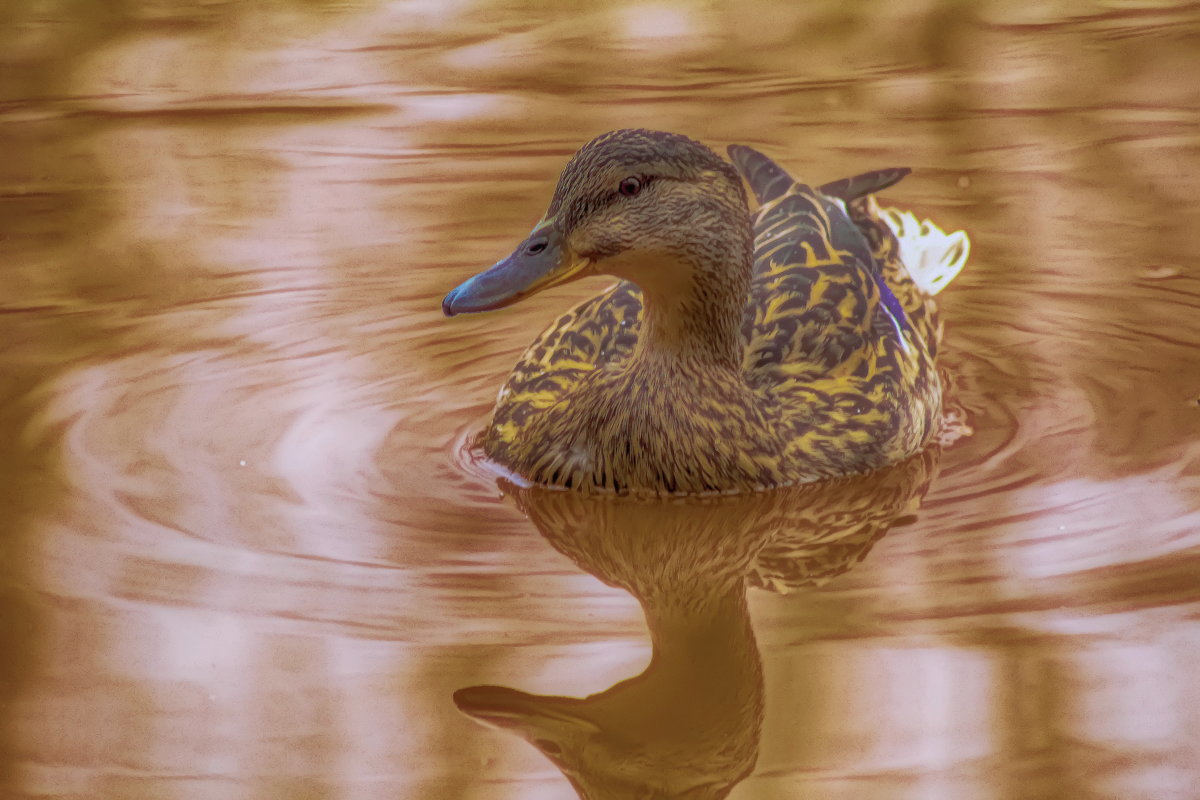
[618,176,643,197]
[527,240,547,254]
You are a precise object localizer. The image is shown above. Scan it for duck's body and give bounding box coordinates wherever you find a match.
[444,130,968,494]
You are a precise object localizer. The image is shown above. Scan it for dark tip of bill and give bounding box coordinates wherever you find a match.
[442,290,457,317]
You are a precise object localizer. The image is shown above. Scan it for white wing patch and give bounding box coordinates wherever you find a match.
[877,206,970,296]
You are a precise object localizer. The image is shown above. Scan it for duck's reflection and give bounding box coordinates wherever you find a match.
[456,446,939,799]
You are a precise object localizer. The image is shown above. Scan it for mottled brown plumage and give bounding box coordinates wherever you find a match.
[445,129,968,494]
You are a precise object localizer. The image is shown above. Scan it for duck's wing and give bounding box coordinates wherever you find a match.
[727,145,913,383]
[728,146,944,473]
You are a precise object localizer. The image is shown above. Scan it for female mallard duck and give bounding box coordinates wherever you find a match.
[443,129,967,494]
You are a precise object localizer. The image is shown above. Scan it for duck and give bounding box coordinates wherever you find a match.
[442,129,968,494]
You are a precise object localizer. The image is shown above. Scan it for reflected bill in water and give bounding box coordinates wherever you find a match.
[455,446,939,798]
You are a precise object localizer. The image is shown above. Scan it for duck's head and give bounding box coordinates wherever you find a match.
[442,129,753,321]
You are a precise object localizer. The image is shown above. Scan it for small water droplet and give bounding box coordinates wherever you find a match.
[1138,265,1180,280]
[238,460,247,467]
[957,175,970,189]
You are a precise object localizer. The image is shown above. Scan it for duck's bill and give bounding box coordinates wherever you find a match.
[453,685,598,734]
[442,219,590,316]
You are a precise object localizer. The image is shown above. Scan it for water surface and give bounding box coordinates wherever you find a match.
[1,2,1199,798]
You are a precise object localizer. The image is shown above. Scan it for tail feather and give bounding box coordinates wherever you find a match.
[818,167,911,201]
[727,144,910,204]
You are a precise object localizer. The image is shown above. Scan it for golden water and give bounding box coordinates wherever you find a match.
[1,2,1199,798]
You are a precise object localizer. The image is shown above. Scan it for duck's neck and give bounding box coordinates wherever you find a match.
[630,233,753,372]
[590,579,763,738]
